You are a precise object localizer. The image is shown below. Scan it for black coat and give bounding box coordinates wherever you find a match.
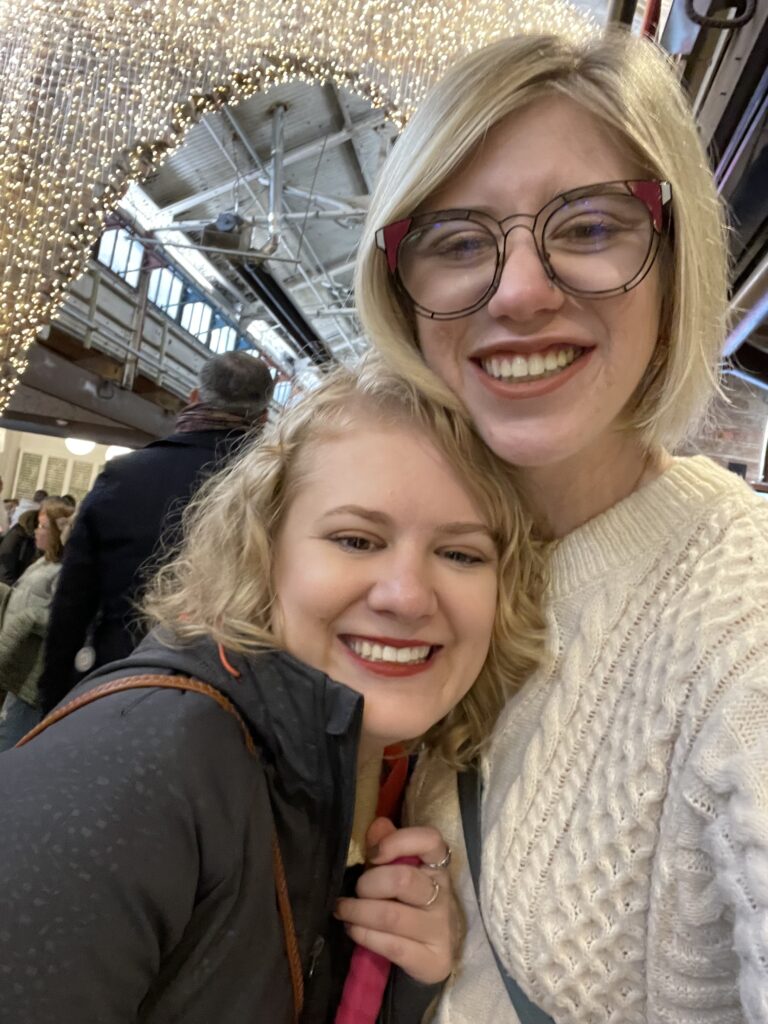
[0,522,38,585]
[0,634,435,1023]
[37,428,250,713]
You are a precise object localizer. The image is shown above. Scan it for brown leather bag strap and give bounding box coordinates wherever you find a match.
[18,674,305,1022]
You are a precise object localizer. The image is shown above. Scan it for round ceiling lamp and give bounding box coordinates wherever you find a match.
[65,437,96,456]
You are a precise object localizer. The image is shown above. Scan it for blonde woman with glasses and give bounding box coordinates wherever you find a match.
[356,30,768,1024]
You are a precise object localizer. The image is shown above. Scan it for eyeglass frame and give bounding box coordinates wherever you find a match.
[375,179,673,321]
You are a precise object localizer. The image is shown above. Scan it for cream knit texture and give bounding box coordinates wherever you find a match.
[407,456,768,1024]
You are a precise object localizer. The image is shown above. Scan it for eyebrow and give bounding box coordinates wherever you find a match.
[319,505,494,538]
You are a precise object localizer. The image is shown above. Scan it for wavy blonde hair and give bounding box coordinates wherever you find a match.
[144,359,546,767]
[355,30,730,450]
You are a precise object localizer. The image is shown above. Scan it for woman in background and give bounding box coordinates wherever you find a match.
[356,29,768,1024]
[0,496,74,750]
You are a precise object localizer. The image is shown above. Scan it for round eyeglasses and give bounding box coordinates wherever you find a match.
[375,180,672,320]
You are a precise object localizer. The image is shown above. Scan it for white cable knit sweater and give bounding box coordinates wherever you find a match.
[407,456,768,1024]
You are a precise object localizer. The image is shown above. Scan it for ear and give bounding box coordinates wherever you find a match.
[188,387,200,403]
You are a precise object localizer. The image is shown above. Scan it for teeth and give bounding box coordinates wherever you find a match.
[346,638,432,664]
[482,347,578,381]
[528,353,545,376]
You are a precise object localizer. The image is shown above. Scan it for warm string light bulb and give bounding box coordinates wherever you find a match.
[0,0,597,411]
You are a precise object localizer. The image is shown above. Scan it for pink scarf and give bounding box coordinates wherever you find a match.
[335,752,410,1024]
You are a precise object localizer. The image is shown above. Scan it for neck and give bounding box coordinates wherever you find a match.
[519,435,672,539]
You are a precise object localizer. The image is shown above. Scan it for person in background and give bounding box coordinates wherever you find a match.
[0,509,40,585]
[60,493,77,510]
[0,497,74,749]
[355,30,768,1024]
[9,487,48,527]
[0,363,544,1023]
[37,350,275,714]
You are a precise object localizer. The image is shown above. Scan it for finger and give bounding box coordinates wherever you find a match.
[335,895,443,944]
[365,816,397,852]
[353,863,443,906]
[366,824,448,867]
[341,923,452,985]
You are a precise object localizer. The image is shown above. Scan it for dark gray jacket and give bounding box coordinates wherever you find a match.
[0,633,437,1023]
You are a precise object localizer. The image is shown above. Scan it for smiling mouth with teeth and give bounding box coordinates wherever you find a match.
[343,637,434,665]
[480,346,581,382]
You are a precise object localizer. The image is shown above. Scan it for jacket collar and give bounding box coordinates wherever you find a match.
[144,428,248,451]
[95,631,364,804]
[84,633,365,965]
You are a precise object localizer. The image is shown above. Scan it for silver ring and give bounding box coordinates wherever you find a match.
[423,846,451,871]
[423,876,440,908]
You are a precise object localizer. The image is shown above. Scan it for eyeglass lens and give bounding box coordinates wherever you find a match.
[397,193,655,316]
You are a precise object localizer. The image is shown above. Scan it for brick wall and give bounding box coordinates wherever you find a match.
[679,373,768,484]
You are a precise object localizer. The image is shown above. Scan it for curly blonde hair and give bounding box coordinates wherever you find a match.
[144,359,546,767]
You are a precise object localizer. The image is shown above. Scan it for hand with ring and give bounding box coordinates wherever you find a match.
[333,816,459,984]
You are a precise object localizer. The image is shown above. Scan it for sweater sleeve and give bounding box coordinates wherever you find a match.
[684,673,768,1024]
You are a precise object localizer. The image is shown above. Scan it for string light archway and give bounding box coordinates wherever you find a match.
[0,0,596,412]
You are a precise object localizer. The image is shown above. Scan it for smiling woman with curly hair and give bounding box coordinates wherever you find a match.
[0,361,545,1024]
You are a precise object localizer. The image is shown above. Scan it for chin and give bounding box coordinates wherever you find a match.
[477,417,588,469]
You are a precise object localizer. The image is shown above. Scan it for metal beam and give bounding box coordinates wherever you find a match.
[254,103,286,258]
[159,110,386,218]
[283,256,356,288]
[329,82,374,193]
[149,209,365,231]
[15,343,176,439]
[217,106,358,347]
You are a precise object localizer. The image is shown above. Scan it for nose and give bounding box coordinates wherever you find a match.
[366,549,438,622]
[486,225,564,322]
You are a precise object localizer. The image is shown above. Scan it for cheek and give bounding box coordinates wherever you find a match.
[272,555,342,641]
[455,577,498,678]
[418,321,466,381]
[624,274,663,354]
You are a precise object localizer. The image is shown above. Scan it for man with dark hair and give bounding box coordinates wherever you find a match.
[37,351,274,713]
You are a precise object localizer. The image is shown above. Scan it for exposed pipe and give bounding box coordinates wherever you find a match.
[149,209,364,232]
[255,104,286,258]
[723,367,768,392]
[121,259,151,391]
[723,254,768,356]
